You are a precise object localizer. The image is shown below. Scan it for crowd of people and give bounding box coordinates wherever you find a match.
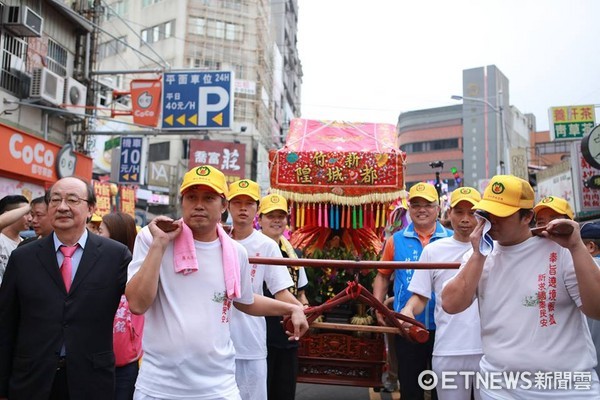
[376,177,600,400]
[0,167,599,400]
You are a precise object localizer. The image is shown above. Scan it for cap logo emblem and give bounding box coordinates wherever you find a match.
[239,180,249,188]
[196,166,210,177]
[459,188,471,194]
[415,184,426,192]
[541,196,554,204]
[270,196,280,203]
[491,182,505,195]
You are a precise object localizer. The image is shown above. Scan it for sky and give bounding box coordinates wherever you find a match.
[296,0,600,131]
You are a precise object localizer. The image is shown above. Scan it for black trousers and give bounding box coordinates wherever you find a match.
[395,329,437,400]
[115,361,139,400]
[49,364,69,400]
[267,346,299,400]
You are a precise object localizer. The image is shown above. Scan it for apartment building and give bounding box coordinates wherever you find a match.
[0,0,94,199]
[87,0,302,210]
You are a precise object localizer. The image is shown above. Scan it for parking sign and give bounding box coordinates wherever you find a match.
[161,70,234,130]
[119,137,142,183]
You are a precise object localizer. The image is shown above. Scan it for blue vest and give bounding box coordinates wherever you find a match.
[392,222,452,330]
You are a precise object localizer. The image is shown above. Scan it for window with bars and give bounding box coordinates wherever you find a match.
[47,40,68,77]
[0,33,28,96]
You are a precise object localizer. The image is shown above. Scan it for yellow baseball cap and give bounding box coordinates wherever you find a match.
[90,213,102,223]
[408,182,438,202]
[258,194,288,215]
[473,175,534,217]
[533,196,574,220]
[450,187,481,208]
[228,179,260,201]
[180,165,228,196]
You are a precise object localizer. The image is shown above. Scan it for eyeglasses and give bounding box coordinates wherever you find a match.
[409,203,437,210]
[48,195,89,207]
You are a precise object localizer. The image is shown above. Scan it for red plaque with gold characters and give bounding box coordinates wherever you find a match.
[269,119,405,203]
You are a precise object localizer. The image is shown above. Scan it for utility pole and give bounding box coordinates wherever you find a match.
[498,90,510,175]
[89,0,101,119]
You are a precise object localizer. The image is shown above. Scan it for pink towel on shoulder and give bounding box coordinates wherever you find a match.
[217,224,241,299]
[173,220,198,275]
[173,220,241,299]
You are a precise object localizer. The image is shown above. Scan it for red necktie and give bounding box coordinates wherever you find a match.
[60,245,78,292]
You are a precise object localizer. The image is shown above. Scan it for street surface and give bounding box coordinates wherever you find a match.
[296,383,400,400]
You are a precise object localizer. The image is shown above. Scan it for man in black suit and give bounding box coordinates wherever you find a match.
[0,176,131,400]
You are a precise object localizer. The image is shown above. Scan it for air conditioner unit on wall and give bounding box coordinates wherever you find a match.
[2,6,43,37]
[30,68,65,106]
[63,77,87,116]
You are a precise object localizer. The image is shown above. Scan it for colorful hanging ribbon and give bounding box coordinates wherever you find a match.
[294,202,298,229]
[318,203,322,227]
[380,203,386,228]
[359,204,364,229]
[346,205,351,229]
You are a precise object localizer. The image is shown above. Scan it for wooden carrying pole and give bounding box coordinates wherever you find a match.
[310,321,403,334]
[253,257,459,342]
[248,257,460,270]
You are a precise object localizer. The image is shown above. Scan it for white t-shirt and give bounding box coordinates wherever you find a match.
[0,233,20,282]
[298,267,308,288]
[408,237,483,356]
[128,227,254,400]
[474,236,597,376]
[230,230,293,359]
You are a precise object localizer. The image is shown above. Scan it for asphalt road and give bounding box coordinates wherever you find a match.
[296,383,400,400]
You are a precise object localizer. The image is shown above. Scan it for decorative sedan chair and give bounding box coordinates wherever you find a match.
[264,119,458,387]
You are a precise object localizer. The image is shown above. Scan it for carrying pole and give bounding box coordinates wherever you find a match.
[248,257,459,270]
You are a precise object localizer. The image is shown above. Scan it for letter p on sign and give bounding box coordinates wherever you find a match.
[198,87,229,126]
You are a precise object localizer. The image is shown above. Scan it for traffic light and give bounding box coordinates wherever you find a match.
[451,167,462,186]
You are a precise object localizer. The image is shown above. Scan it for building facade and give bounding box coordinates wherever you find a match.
[83,0,302,212]
[400,65,534,193]
[0,0,94,199]
[398,105,463,189]
[271,0,302,145]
